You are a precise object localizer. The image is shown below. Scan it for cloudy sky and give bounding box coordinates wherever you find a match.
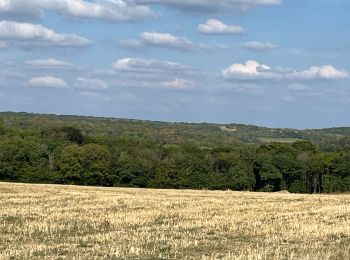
[0,0,349,129]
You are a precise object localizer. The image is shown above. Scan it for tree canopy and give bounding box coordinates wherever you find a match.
[0,112,349,193]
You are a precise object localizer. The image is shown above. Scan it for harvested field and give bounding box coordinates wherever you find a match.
[1,182,350,259]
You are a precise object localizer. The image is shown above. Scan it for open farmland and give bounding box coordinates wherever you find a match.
[257,137,304,144]
[1,182,350,259]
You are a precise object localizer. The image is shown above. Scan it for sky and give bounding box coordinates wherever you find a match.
[0,0,350,129]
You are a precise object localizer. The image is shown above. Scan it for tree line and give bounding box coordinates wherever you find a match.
[0,123,349,193]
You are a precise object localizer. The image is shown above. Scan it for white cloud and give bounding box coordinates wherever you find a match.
[25,58,75,69]
[132,0,281,13]
[222,60,277,79]
[108,57,199,90]
[119,31,212,52]
[141,31,208,51]
[198,19,244,34]
[77,91,112,101]
[222,60,349,80]
[50,0,155,22]
[28,76,68,88]
[0,21,90,48]
[112,57,192,72]
[241,41,278,51]
[76,77,108,89]
[289,65,349,80]
[0,0,155,22]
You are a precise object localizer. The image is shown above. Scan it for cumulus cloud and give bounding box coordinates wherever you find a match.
[198,19,244,34]
[119,32,210,51]
[222,60,277,79]
[76,77,108,90]
[0,0,155,22]
[290,65,349,80]
[240,41,278,51]
[0,21,90,48]
[25,58,75,69]
[132,0,281,13]
[141,31,208,51]
[107,57,199,90]
[112,57,193,73]
[222,60,349,80]
[28,76,68,88]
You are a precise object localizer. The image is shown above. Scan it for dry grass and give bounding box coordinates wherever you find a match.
[1,182,350,259]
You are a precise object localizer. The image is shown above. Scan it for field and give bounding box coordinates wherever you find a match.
[1,183,350,259]
[257,137,304,143]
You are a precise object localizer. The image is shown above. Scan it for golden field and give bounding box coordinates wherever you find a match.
[1,182,350,259]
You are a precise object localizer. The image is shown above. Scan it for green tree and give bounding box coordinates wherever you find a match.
[42,127,85,144]
[296,152,326,193]
[326,153,350,192]
[0,138,21,181]
[81,144,112,186]
[58,145,84,184]
[292,141,317,153]
[58,144,112,186]
[227,163,255,191]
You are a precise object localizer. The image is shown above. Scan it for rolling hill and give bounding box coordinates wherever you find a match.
[1,111,349,148]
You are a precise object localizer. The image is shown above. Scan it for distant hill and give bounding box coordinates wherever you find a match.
[1,111,350,194]
[1,111,349,148]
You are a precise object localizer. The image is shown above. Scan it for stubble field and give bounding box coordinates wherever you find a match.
[1,182,350,259]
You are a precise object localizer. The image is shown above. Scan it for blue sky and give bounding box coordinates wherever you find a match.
[0,0,349,129]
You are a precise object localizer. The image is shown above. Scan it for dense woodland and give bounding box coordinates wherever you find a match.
[0,112,350,193]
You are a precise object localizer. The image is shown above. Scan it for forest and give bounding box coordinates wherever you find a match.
[0,112,350,193]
